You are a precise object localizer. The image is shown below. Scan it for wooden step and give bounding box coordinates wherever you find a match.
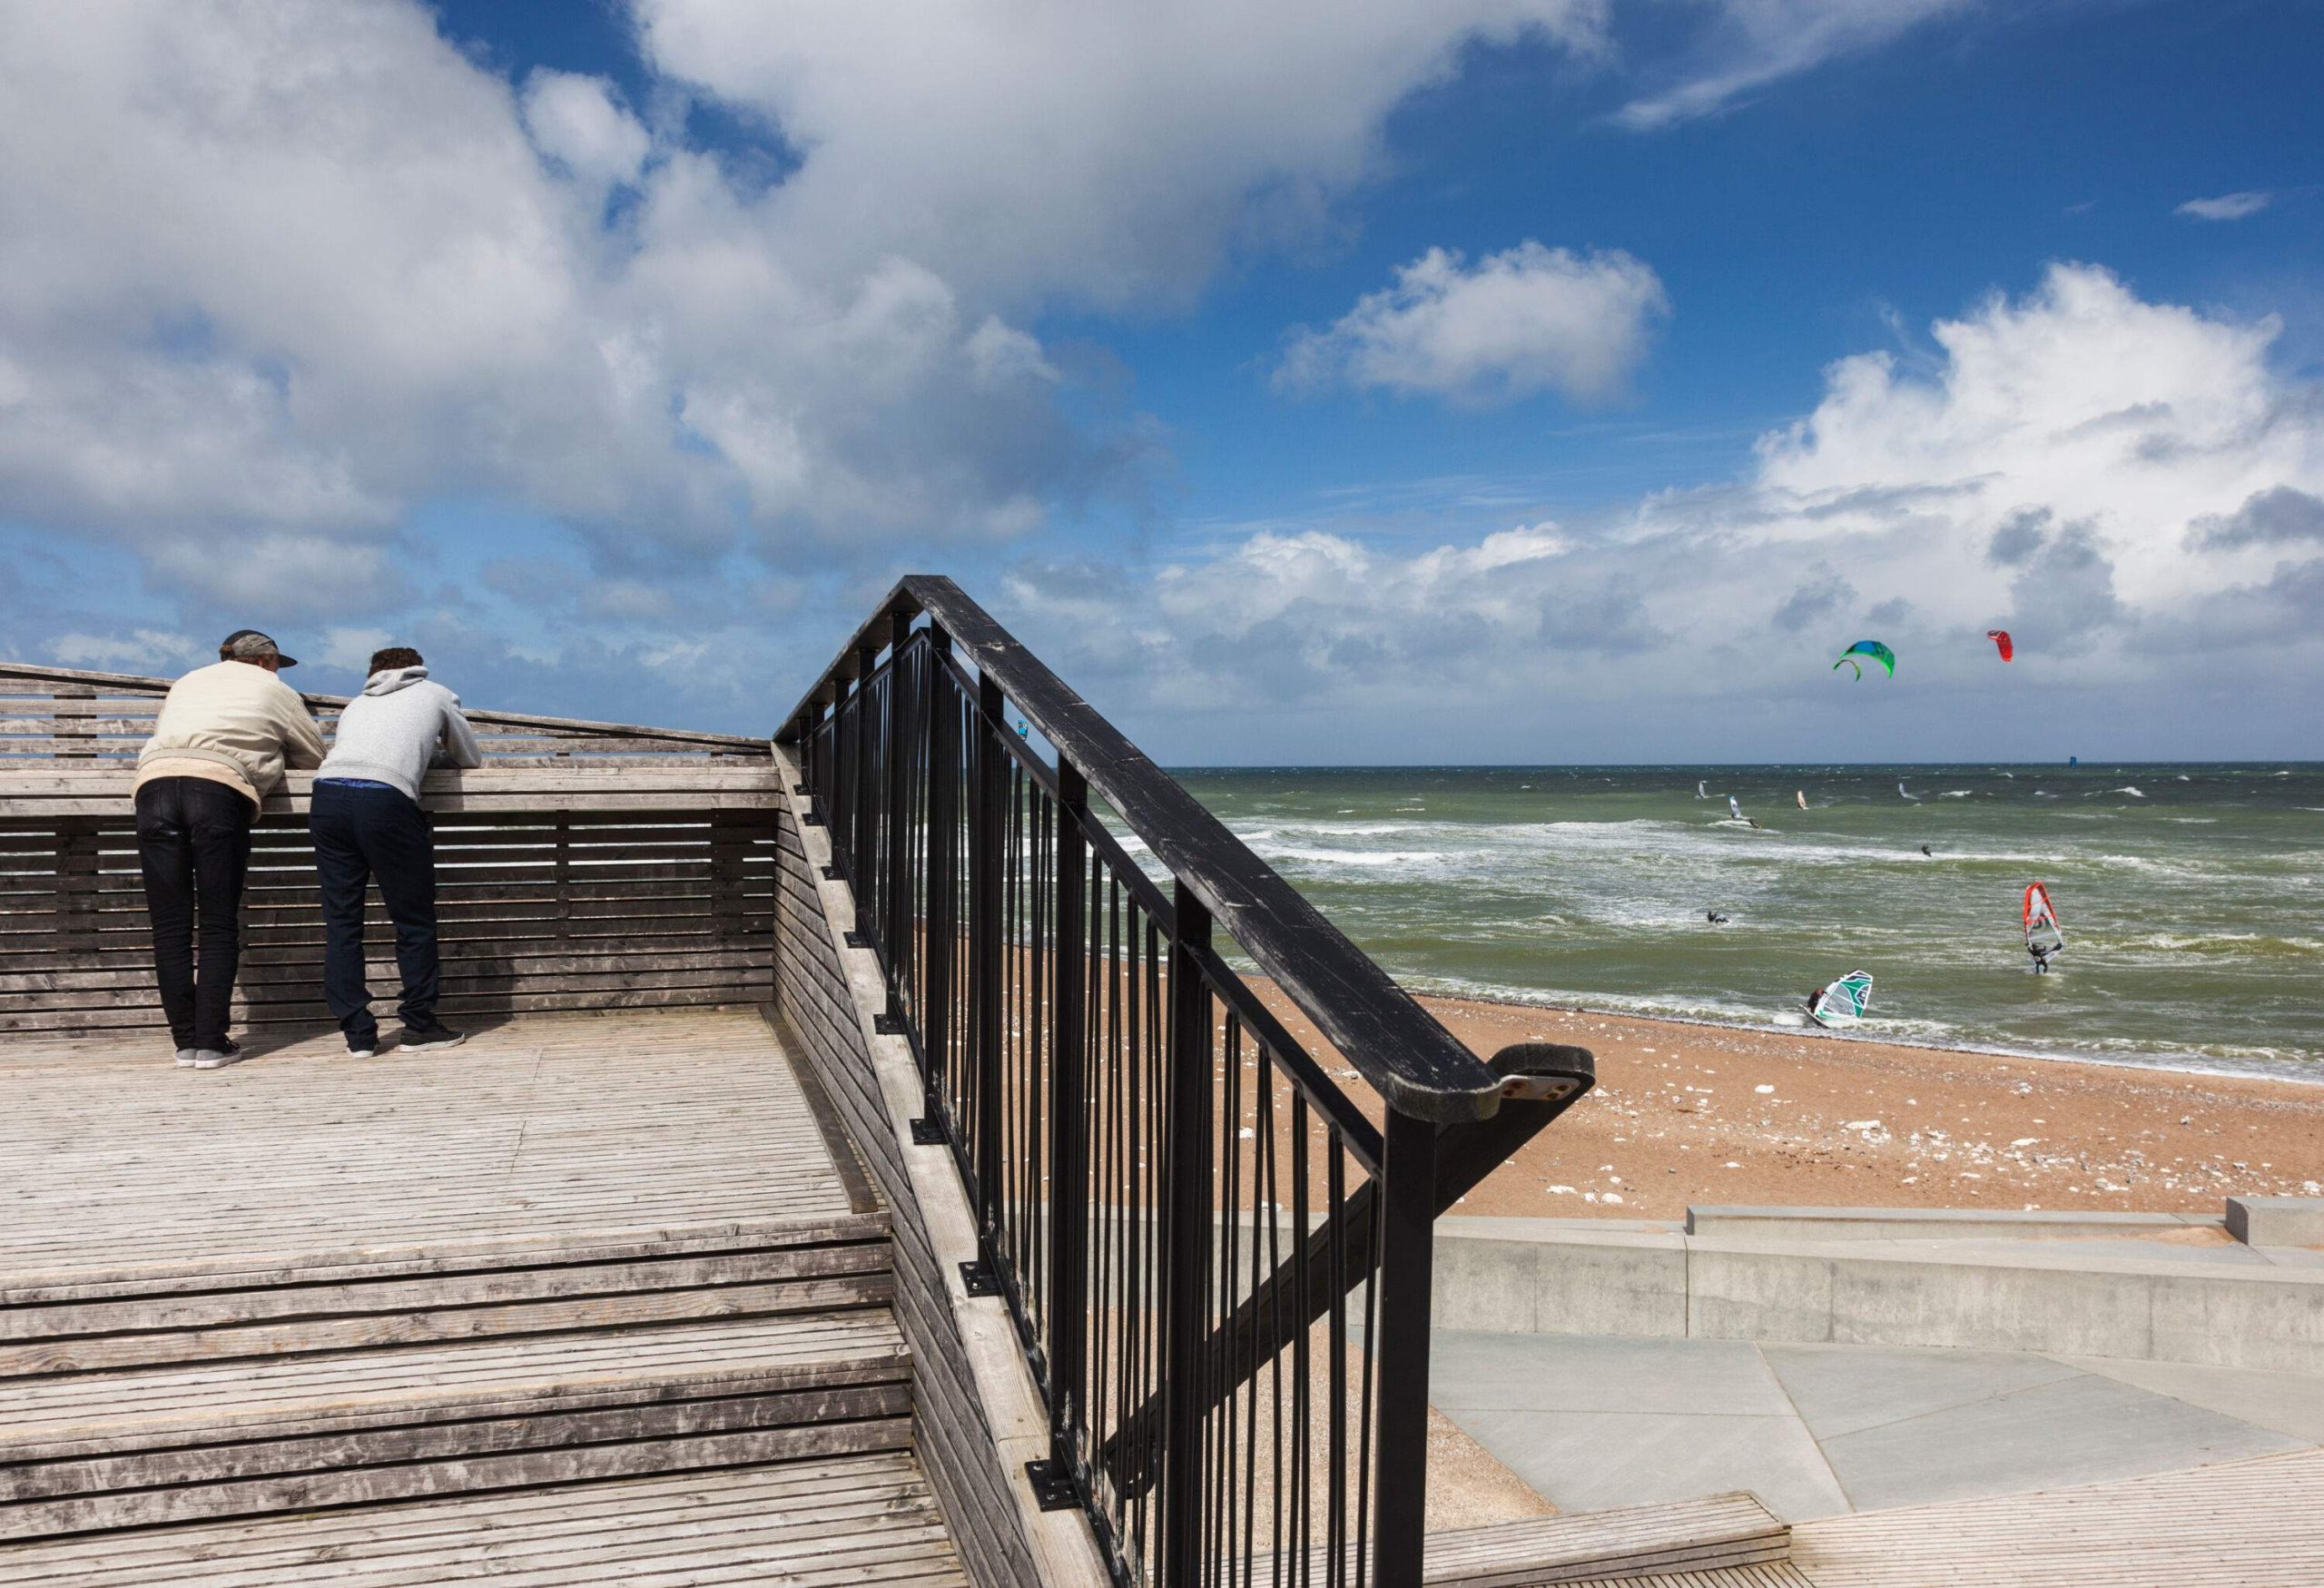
[0,1217,891,1377]
[0,1437,964,1586]
[1247,1491,1789,1588]
[0,1310,911,1541]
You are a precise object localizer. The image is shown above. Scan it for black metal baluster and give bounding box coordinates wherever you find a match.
[1038,760,1090,1499]
[1162,884,1214,1586]
[969,673,1008,1287]
[1368,1111,1436,1586]
[921,635,958,1139]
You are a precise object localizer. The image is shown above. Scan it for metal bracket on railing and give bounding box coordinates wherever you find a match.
[822,864,844,881]
[1023,1459,1079,1512]
[873,1012,905,1036]
[959,1260,1001,1297]
[910,1116,946,1146]
[843,930,873,950]
[801,809,824,826]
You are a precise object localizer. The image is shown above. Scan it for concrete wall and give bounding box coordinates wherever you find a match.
[1433,1215,2324,1374]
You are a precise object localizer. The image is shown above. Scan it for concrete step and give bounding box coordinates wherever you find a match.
[0,1309,911,1541]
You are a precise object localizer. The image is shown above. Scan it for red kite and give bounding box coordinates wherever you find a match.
[1986,628,2014,662]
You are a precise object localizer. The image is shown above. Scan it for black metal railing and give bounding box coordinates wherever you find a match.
[779,577,1595,1588]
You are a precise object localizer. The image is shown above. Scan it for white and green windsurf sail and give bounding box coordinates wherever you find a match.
[1808,970,1874,1027]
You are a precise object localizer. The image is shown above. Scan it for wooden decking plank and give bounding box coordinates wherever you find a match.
[1789,1447,2324,1588]
[0,1242,889,1343]
[0,1455,927,1565]
[0,1312,908,1459]
[0,1417,916,1541]
[0,1454,963,1584]
[1246,1492,1787,1588]
[0,1010,872,1292]
[0,1273,892,1376]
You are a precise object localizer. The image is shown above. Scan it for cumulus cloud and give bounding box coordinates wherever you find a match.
[1614,0,1974,130]
[1007,263,2324,760]
[0,0,1615,661]
[2176,191,2271,222]
[634,0,1606,311]
[1276,243,1668,406]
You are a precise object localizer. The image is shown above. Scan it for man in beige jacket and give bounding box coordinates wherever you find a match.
[134,630,326,1069]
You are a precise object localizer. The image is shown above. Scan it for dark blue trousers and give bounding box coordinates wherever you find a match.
[309,781,439,1045]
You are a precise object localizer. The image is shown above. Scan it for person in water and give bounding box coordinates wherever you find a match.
[1707,910,1728,924]
[2029,942,2057,974]
[1921,844,1934,857]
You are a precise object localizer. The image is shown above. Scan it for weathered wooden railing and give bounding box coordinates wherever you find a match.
[0,663,779,1034]
[780,577,1595,1588]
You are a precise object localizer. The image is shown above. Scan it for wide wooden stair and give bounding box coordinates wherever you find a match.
[0,1216,903,1541]
[0,1011,968,1584]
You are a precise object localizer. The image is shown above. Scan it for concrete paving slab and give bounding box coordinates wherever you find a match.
[2057,1355,2324,1445]
[1758,1342,2082,1440]
[1443,1406,1851,1523]
[1816,1365,2306,1512]
[1430,1329,1793,1416]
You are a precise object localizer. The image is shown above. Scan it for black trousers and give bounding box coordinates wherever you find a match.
[309,781,440,1045]
[134,776,257,1050]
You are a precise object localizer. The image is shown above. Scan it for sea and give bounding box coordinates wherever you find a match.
[1150,764,2324,1079]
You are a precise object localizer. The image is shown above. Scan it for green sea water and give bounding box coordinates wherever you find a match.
[1153,764,2324,1077]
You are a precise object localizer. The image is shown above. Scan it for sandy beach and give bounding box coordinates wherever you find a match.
[1259,989,2324,1223]
[1420,995,2324,1220]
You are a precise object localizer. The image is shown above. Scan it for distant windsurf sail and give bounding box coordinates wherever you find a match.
[1699,781,1709,799]
[1728,794,1744,821]
[2024,882,2065,954]
[1808,970,1874,1028]
[1796,790,1807,810]
[1899,781,1919,801]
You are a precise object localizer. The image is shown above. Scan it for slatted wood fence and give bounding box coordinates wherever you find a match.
[0,663,780,1036]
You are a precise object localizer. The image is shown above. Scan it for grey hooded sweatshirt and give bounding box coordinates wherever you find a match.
[316,666,483,802]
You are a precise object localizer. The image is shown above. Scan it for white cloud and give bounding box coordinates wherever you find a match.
[0,0,1614,635]
[521,69,652,191]
[1276,242,1668,406]
[1614,0,1974,130]
[1008,264,2324,760]
[2175,191,2271,222]
[635,0,1607,311]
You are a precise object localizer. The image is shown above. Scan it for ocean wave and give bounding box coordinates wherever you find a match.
[1263,845,1447,868]
[1939,790,1973,798]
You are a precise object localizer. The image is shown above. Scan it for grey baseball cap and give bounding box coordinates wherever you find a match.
[219,629,298,668]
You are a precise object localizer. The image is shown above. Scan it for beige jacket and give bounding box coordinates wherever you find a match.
[134,660,328,808]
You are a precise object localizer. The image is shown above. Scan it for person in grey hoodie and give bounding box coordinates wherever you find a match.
[310,647,483,1057]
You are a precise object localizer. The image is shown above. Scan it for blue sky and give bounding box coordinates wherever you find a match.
[1,1,2319,762]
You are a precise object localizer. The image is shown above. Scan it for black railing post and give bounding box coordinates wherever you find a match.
[852,643,878,935]
[1045,759,1090,1468]
[882,612,912,1018]
[971,671,1008,1263]
[922,630,958,1123]
[1161,881,1213,1587]
[1371,1108,1439,1586]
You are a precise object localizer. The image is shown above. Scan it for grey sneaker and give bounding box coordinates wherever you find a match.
[192,1042,247,1070]
[174,1049,199,1069]
[397,1026,466,1053]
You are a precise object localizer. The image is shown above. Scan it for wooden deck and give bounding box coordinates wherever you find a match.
[0,1007,973,1577]
[1789,1447,2324,1587]
[0,1006,869,1288]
